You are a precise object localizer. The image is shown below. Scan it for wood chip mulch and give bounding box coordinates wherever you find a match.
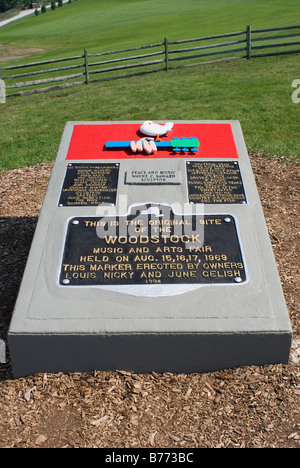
[0,154,299,448]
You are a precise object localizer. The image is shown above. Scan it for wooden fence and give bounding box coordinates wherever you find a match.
[1,24,299,99]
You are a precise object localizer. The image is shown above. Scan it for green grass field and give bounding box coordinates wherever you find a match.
[1,0,300,61]
[0,0,299,171]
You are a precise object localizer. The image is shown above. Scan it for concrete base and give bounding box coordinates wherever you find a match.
[9,333,291,378]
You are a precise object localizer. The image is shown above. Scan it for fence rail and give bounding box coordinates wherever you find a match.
[0,24,299,99]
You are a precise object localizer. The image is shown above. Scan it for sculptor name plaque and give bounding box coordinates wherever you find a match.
[187,161,246,204]
[59,212,246,286]
[59,163,119,207]
[125,169,182,185]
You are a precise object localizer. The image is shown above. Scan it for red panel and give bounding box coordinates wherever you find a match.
[66,123,238,160]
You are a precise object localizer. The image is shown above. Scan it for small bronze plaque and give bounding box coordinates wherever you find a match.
[187,161,246,204]
[59,163,119,207]
[60,208,246,286]
[125,169,182,185]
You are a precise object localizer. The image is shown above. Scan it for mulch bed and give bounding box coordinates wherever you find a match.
[0,154,299,448]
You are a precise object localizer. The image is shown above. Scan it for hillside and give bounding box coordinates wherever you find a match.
[0,0,299,171]
[0,0,300,63]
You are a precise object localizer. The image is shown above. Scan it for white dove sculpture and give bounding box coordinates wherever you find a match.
[140,121,174,140]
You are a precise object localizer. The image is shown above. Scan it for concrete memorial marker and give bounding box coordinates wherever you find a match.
[8,120,292,377]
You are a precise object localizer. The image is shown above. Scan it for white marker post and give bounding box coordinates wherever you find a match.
[0,339,6,363]
[0,79,6,104]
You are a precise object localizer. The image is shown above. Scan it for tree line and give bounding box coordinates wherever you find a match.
[0,1,32,13]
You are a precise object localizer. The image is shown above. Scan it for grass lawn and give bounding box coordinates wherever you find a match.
[0,0,299,171]
[0,0,300,62]
[0,53,299,172]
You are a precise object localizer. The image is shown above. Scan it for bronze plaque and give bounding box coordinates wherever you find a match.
[59,163,119,207]
[187,161,246,204]
[59,208,246,286]
[125,169,182,185]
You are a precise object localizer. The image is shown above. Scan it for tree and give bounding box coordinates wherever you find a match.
[41,3,46,12]
[0,1,32,13]
[51,1,56,9]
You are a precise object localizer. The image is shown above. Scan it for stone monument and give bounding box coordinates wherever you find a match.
[8,120,292,377]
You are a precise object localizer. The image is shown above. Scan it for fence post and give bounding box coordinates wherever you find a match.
[0,79,6,104]
[84,49,90,84]
[164,37,169,71]
[246,25,251,59]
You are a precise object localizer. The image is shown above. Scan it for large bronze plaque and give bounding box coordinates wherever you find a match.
[60,209,246,286]
[187,161,246,204]
[59,163,119,207]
